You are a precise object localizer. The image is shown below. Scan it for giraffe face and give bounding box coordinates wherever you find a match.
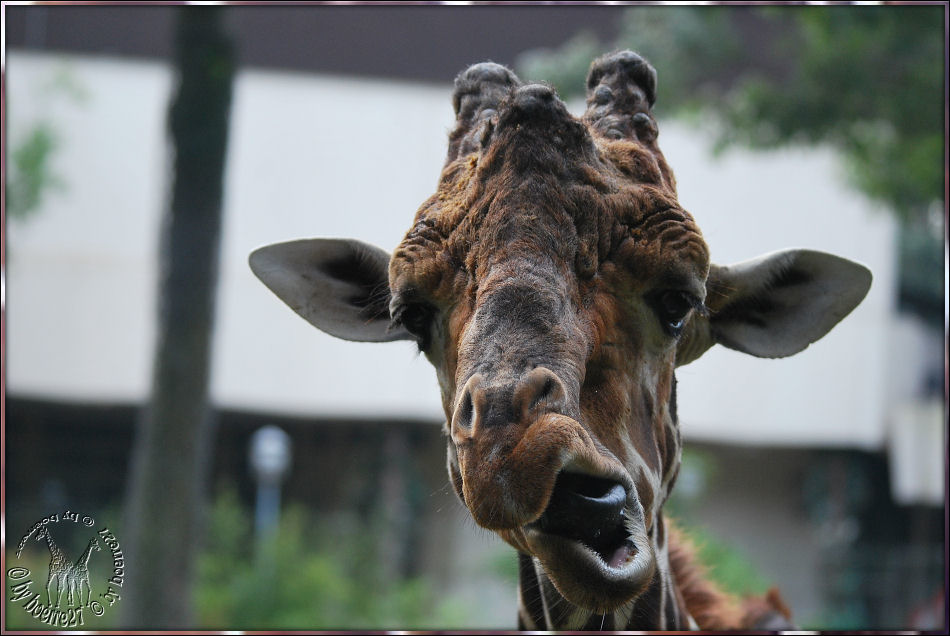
[385,56,706,612]
[251,51,872,616]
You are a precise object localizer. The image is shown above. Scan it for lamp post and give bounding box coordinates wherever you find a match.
[249,425,292,546]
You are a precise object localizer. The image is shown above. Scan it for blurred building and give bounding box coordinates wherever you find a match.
[4,6,945,630]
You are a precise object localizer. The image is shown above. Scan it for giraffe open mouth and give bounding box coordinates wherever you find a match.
[529,471,636,567]
[522,467,656,612]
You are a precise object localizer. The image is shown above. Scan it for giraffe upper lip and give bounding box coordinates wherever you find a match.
[528,471,630,563]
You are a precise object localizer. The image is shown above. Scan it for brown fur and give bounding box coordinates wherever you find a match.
[668,522,794,630]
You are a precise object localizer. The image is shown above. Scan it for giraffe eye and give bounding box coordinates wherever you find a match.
[651,290,698,337]
[391,301,435,349]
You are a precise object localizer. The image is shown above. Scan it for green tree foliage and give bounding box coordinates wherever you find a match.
[6,124,63,220]
[517,6,944,324]
[714,7,943,223]
[6,65,87,222]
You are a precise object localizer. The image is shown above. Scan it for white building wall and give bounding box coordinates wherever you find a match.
[5,52,903,449]
[213,67,454,419]
[5,54,169,403]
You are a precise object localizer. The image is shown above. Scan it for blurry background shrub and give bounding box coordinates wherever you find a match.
[194,489,471,630]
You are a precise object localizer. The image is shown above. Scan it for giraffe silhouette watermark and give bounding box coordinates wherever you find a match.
[7,511,123,627]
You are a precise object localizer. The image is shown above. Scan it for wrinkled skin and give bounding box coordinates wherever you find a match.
[250,51,872,628]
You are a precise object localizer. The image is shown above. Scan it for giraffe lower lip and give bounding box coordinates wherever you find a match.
[527,526,637,571]
[522,524,656,613]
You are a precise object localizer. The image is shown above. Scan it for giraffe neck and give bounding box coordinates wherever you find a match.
[77,542,96,567]
[42,533,67,563]
[517,517,692,630]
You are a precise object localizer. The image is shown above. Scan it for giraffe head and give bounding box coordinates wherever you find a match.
[251,51,871,613]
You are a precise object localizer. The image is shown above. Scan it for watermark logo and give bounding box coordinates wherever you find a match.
[7,511,123,628]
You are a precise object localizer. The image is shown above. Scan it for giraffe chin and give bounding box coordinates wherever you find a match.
[523,521,657,615]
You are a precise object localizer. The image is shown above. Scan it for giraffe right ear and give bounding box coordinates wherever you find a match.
[676,249,871,365]
[249,238,413,343]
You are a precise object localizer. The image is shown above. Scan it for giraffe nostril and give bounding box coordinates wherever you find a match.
[531,376,556,412]
[518,367,566,419]
[456,391,473,430]
[451,373,483,438]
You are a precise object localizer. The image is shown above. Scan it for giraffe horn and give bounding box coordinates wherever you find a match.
[582,50,659,143]
[446,62,521,164]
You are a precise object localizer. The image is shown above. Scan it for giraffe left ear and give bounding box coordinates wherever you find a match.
[249,238,413,343]
[676,249,872,366]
